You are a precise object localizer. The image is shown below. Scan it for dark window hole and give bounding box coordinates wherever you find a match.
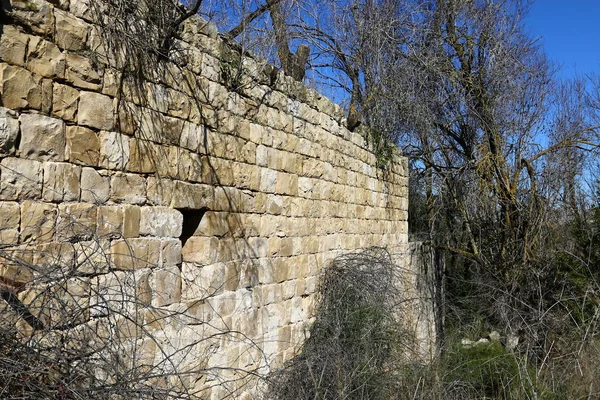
[178,208,207,247]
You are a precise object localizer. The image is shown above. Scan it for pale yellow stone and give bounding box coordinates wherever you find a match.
[20,200,57,243]
[55,9,89,51]
[52,83,79,121]
[26,36,65,78]
[66,126,100,166]
[123,205,141,238]
[97,205,124,237]
[80,167,110,204]
[66,53,102,90]
[0,26,29,66]
[18,113,66,161]
[0,201,20,230]
[110,173,146,204]
[0,107,19,155]
[57,203,97,241]
[0,158,42,200]
[151,266,181,306]
[78,91,114,130]
[99,131,130,170]
[139,206,183,238]
[42,162,81,202]
[8,0,54,36]
[111,238,161,270]
[0,64,43,110]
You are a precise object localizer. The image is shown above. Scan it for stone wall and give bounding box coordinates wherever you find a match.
[0,0,426,397]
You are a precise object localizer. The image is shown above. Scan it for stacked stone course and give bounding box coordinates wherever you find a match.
[0,0,422,397]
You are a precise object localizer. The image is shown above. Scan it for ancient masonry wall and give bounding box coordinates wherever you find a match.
[0,0,426,396]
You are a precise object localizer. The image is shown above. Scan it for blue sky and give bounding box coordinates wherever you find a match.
[526,0,600,79]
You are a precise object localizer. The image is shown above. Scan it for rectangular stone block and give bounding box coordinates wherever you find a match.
[20,200,57,243]
[27,36,66,78]
[0,25,29,66]
[0,63,43,110]
[123,205,141,238]
[140,206,183,238]
[181,236,218,265]
[0,158,43,200]
[151,266,181,307]
[78,91,114,130]
[0,107,19,155]
[42,162,81,202]
[161,238,182,266]
[0,202,19,230]
[80,167,110,204]
[66,53,102,90]
[111,238,161,270]
[57,203,97,241]
[110,173,146,204]
[99,131,130,170]
[55,9,89,51]
[19,113,66,161]
[52,82,79,121]
[97,205,124,238]
[66,125,100,166]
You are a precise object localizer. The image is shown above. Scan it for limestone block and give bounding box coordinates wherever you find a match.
[128,139,161,174]
[51,83,78,121]
[194,211,228,237]
[0,63,43,110]
[42,162,81,202]
[181,236,218,265]
[0,158,42,200]
[123,205,141,238]
[170,181,214,210]
[20,200,57,243]
[0,26,29,66]
[97,205,123,237]
[232,162,260,190]
[275,172,298,196]
[101,68,121,97]
[8,0,54,36]
[56,203,97,241]
[0,201,19,230]
[266,195,284,215]
[181,262,225,299]
[259,168,277,193]
[99,131,129,170]
[0,229,19,244]
[66,53,102,90]
[0,107,19,155]
[33,242,76,274]
[80,167,110,204]
[70,0,95,22]
[78,91,114,130]
[55,9,89,51]
[161,238,182,266]
[65,126,100,166]
[111,238,161,270]
[110,172,146,204]
[91,270,151,317]
[18,113,66,161]
[180,121,206,152]
[140,206,183,238]
[27,36,66,78]
[151,266,181,307]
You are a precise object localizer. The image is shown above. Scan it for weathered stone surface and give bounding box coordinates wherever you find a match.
[55,9,89,51]
[99,131,129,170]
[123,205,141,238]
[66,53,102,90]
[19,113,66,161]
[56,203,97,241]
[111,238,161,270]
[78,91,114,130]
[140,207,183,238]
[0,107,19,155]
[0,26,29,66]
[151,266,181,307]
[20,200,57,243]
[0,202,20,230]
[52,83,79,121]
[0,64,43,110]
[8,0,54,36]
[66,126,100,165]
[42,162,81,202]
[27,36,66,78]
[0,158,43,200]
[80,167,110,204]
[110,173,146,204]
